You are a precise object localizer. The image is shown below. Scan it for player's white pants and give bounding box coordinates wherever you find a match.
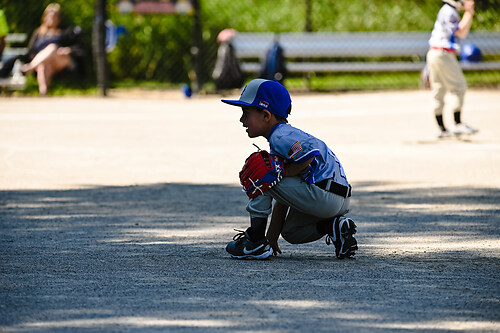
[247,177,350,244]
[426,48,467,116]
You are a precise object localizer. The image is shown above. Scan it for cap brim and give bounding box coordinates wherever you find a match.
[221,99,251,108]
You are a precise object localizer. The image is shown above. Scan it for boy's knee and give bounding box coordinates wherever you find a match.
[246,195,272,217]
[281,223,316,244]
[280,229,301,244]
[448,91,466,110]
[281,220,325,244]
[280,223,299,244]
[432,103,445,116]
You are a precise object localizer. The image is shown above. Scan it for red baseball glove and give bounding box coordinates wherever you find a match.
[239,150,285,198]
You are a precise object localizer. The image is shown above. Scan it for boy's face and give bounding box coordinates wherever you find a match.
[240,106,271,138]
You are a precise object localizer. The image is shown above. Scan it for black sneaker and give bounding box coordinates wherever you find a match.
[226,228,273,259]
[326,217,358,259]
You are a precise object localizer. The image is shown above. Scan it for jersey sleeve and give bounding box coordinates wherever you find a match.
[271,133,320,164]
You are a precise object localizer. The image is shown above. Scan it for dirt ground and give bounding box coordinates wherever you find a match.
[0,89,499,332]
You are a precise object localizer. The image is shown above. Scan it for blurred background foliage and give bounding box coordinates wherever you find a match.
[1,0,500,93]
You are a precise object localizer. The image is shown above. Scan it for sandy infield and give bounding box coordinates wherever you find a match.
[1,89,499,332]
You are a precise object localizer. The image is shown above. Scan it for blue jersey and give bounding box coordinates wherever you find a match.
[267,122,348,186]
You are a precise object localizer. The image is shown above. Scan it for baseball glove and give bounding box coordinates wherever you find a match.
[239,150,285,198]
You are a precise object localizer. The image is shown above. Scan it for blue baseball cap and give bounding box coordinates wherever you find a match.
[221,79,291,118]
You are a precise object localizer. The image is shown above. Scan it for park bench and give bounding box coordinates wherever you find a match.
[232,31,500,74]
[0,33,28,90]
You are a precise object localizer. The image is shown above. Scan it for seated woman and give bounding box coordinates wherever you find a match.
[21,3,79,95]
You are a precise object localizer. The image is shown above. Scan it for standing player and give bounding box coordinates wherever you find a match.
[427,0,478,138]
[221,79,358,260]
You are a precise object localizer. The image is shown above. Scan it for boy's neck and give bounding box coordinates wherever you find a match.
[265,121,286,139]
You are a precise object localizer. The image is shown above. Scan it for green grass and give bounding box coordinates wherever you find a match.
[111,79,183,90]
[284,71,500,92]
[17,75,99,96]
[463,71,500,87]
[9,70,500,97]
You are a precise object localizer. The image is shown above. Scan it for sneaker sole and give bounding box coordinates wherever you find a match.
[338,219,358,259]
[230,248,273,260]
[453,132,478,137]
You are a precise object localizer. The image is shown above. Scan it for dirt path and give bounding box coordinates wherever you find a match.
[1,89,499,332]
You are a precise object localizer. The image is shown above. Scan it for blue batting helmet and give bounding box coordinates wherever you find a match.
[460,43,482,63]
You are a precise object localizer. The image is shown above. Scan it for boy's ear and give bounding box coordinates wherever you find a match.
[263,109,272,121]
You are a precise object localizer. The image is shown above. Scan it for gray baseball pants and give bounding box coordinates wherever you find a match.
[247,177,351,244]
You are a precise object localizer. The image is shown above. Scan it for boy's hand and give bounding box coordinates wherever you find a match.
[267,236,282,256]
[57,47,72,55]
[464,0,474,14]
[266,202,288,256]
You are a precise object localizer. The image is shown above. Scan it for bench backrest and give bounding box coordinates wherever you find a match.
[232,32,500,59]
[5,33,27,44]
[3,33,28,58]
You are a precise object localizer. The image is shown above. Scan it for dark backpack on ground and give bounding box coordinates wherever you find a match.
[259,41,287,84]
[212,41,244,90]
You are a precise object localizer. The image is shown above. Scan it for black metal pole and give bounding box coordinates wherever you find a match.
[305,0,312,32]
[93,0,108,96]
[191,0,203,93]
[305,0,312,90]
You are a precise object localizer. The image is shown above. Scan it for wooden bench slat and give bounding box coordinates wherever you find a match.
[234,32,500,73]
[461,61,500,70]
[5,33,28,43]
[234,32,500,58]
[241,61,500,73]
[241,62,425,73]
[3,48,28,57]
[0,76,27,89]
[288,62,426,72]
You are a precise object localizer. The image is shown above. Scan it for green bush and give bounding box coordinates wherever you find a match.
[3,0,500,91]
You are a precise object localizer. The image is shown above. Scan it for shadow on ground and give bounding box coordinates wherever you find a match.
[1,182,499,332]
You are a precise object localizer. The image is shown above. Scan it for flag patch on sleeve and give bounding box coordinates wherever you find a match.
[288,141,303,158]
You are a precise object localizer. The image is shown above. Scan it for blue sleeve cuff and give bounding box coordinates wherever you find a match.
[294,149,320,164]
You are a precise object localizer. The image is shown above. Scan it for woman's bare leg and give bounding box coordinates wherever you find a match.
[34,50,72,95]
[35,63,49,95]
[21,44,58,74]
